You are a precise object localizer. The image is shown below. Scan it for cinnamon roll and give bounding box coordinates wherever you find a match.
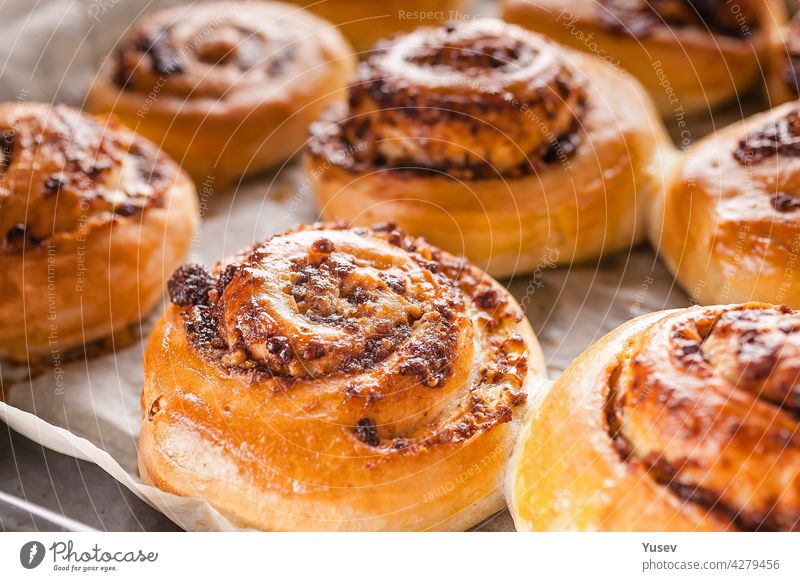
[291,0,467,53]
[0,103,197,363]
[509,303,800,531]
[652,101,800,307]
[306,18,672,279]
[503,0,787,116]
[88,1,355,186]
[139,222,546,531]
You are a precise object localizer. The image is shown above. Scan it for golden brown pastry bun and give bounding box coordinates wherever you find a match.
[768,12,800,105]
[509,303,800,532]
[503,0,787,116]
[139,222,546,531]
[88,1,355,186]
[652,101,800,306]
[0,103,197,363]
[291,0,467,53]
[306,18,673,280]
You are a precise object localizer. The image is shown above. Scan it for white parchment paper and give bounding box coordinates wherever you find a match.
[0,0,702,531]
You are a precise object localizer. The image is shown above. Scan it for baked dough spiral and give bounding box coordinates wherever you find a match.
[139,222,546,531]
[88,1,355,185]
[0,103,197,363]
[307,18,671,279]
[652,101,800,307]
[503,0,786,116]
[291,0,467,53]
[509,303,800,531]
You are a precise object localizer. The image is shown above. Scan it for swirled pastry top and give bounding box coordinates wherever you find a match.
[676,103,800,235]
[110,1,347,102]
[309,18,586,179]
[164,222,532,452]
[0,103,180,251]
[609,304,800,530]
[598,0,763,38]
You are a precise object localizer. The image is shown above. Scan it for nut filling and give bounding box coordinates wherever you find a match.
[308,19,587,180]
[606,305,800,531]
[111,5,298,100]
[733,109,800,164]
[168,222,530,451]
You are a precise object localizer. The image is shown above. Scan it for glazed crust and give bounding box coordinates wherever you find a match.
[652,102,800,307]
[503,0,787,116]
[509,303,800,532]
[292,0,468,52]
[0,103,197,363]
[139,222,546,531]
[88,1,355,186]
[307,18,673,279]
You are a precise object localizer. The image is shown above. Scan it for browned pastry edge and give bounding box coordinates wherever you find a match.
[510,303,800,532]
[607,304,800,531]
